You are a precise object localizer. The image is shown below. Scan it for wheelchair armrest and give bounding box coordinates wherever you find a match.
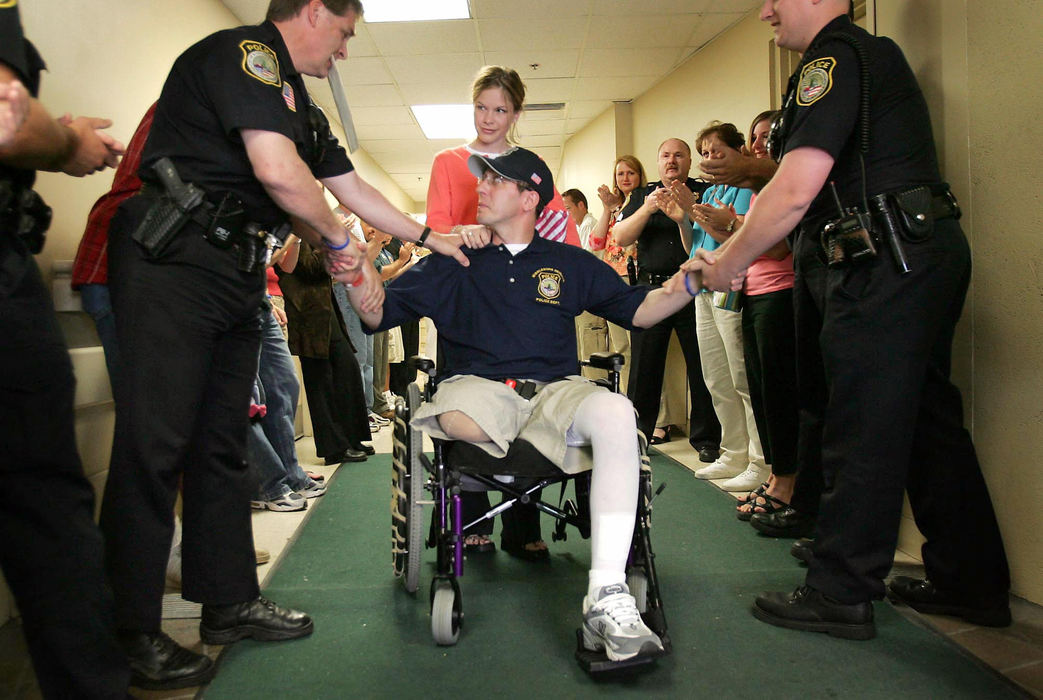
[410,355,436,376]
[582,352,625,372]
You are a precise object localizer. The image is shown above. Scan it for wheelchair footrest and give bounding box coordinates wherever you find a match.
[573,629,664,674]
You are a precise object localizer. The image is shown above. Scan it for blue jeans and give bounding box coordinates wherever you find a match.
[79,283,121,397]
[334,283,374,410]
[253,309,310,500]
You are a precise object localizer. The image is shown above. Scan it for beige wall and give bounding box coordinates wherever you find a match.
[558,1,1043,604]
[557,106,618,211]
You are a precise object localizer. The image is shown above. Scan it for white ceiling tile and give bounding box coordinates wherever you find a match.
[481,51,580,80]
[685,13,748,48]
[572,75,658,101]
[338,56,394,85]
[568,100,613,119]
[356,122,426,140]
[386,54,486,91]
[519,119,565,137]
[519,109,567,122]
[477,18,583,51]
[517,133,567,147]
[593,0,756,15]
[584,15,702,49]
[367,20,479,56]
[522,78,575,103]
[398,82,472,105]
[472,0,589,20]
[342,83,405,107]
[349,106,417,127]
[578,48,682,77]
[345,24,380,58]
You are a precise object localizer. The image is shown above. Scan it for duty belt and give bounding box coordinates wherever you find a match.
[639,271,673,286]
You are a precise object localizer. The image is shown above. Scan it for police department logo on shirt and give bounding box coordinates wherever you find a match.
[0,0,18,8]
[239,41,281,87]
[533,267,564,305]
[797,57,835,106]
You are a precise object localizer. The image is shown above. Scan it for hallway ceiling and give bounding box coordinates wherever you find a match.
[221,0,761,204]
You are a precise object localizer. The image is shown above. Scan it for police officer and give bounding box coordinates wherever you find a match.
[100,0,473,690]
[0,3,130,697]
[692,0,1010,639]
[611,139,721,457]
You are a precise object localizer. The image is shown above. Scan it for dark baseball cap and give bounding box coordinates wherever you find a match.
[467,147,554,209]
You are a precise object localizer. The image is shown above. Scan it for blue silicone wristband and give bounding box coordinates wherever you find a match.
[683,272,699,297]
[325,237,351,251]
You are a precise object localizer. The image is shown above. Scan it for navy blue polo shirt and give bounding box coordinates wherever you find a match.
[374,234,649,381]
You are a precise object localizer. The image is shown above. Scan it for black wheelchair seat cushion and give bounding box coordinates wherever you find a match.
[446,439,564,478]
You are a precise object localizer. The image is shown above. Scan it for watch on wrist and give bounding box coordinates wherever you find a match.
[725,218,738,233]
[417,226,431,247]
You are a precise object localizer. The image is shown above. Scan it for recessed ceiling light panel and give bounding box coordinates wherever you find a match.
[411,104,475,140]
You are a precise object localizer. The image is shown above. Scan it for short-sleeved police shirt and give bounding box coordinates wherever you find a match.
[777,15,942,229]
[373,234,650,381]
[140,21,353,227]
[0,5,45,188]
[619,177,708,276]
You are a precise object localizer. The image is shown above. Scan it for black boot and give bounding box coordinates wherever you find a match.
[750,506,814,538]
[120,631,214,690]
[790,538,814,564]
[200,596,313,644]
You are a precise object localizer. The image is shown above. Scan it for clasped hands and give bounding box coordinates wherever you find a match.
[665,250,746,295]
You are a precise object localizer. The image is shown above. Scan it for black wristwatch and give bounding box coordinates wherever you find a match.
[417,226,432,247]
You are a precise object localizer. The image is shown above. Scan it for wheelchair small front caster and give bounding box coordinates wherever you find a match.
[431,579,462,646]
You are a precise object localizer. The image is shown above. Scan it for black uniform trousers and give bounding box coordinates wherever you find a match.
[799,220,1010,603]
[627,291,720,448]
[742,288,799,476]
[388,319,420,399]
[0,235,129,698]
[299,309,371,459]
[101,196,261,631]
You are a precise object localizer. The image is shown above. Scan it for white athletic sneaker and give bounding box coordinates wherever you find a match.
[582,583,664,661]
[694,460,744,480]
[720,465,769,492]
[251,490,308,512]
[296,478,327,499]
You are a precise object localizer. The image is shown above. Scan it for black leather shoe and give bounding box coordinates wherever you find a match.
[120,631,214,690]
[750,506,815,538]
[791,538,814,564]
[200,596,314,644]
[324,447,367,465]
[352,442,376,456]
[753,586,875,640]
[888,576,1011,627]
[695,445,720,463]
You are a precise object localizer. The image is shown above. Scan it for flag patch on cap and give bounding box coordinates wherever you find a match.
[530,172,542,185]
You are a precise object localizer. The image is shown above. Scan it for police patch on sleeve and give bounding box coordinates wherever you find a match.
[797,57,835,106]
[0,1,19,8]
[239,40,281,87]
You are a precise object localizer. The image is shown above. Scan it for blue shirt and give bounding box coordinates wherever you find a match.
[689,184,754,254]
[373,234,649,381]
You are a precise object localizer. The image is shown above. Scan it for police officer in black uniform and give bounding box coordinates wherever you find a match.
[100,0,473,690]
[693,0,1010,639]
[611,138,720,456]
[0,3,130,697]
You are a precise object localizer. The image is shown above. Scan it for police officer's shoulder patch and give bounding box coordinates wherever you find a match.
[797,56,836,106]
[239,40,281,87]
[0,1,19,8]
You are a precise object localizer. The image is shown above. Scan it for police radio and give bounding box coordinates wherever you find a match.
[821,182,876,267]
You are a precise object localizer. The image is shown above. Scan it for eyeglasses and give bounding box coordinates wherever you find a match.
[479,170,530,191]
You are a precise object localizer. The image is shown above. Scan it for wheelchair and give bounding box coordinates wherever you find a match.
[391,352,670,673]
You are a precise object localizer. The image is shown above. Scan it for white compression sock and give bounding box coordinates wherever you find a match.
[566,391,641,600]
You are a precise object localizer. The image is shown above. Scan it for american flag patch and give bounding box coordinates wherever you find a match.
[282,83,296,112]
[531,172,542,185]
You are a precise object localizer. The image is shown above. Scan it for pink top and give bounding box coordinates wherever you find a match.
[426,145,581,247]
[745,193,794,295]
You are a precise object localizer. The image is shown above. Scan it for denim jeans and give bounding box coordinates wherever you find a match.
[79,283,121,397]
[334,283,374,410]
[253,308,310,500]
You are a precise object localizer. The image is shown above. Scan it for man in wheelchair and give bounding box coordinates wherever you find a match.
[342,147,707,663]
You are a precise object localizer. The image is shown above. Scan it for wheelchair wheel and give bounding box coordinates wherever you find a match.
[627,571,648,613]
[431,580,462,646]
[392,387,426,594]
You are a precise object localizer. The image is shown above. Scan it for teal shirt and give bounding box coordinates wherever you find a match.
[689,184,754,255]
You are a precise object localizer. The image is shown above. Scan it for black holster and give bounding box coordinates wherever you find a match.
[0,180,52,254]
[130,158,204,257]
